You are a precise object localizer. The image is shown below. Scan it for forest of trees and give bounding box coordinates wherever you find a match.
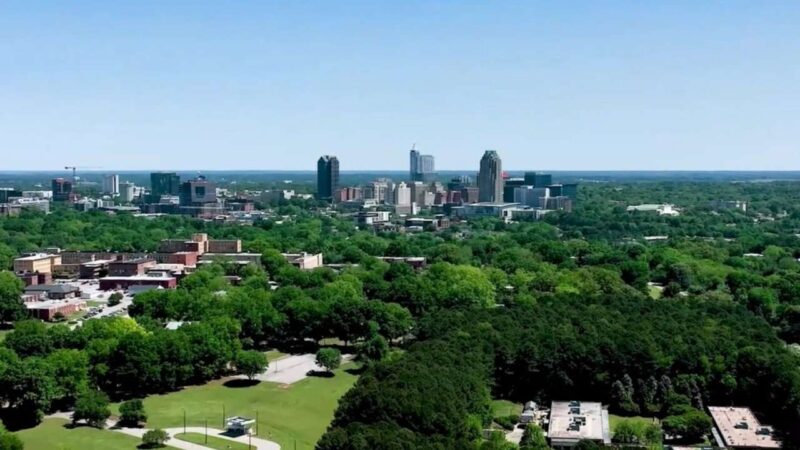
[0,180,799,448]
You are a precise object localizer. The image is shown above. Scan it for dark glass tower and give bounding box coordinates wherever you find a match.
[317,155,340,201]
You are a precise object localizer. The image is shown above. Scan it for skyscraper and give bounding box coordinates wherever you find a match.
[150,172,181,198]
[102,174,119,195]
[317,155,340,201]
[409,146,435,182]
[478,150,503,202]
[51,178,74,202]
[523,172,553,188]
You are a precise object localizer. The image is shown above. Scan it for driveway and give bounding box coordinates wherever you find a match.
[243,353,353,385]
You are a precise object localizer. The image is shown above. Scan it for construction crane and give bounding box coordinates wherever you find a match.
[64,166,100,183]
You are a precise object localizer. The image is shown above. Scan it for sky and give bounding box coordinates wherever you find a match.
[1,1,799,171]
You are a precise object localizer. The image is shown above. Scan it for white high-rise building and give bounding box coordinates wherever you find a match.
[394,182,411,206]
[103,174,120,195]
[118,182,135,203]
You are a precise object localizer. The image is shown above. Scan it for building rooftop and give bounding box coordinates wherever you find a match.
[709,406,780,449]
[15,253,57,261]
[101,274,175,281]
[548,401,610,444]
[24,284,80,294]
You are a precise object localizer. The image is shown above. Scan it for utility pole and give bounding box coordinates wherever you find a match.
[205,420,208,444]
[222,404,226,429]
[256,410,259,435]
[183,409,186,434]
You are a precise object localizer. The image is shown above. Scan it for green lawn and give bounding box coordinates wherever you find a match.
[16,419,152,450]
[491,399,522,418]
[609,413,659,430]
[113,364,358,450]
[175,432,252,450]
[648,285,663,299]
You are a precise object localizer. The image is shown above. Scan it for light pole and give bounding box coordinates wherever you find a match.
[183,409,186,435]
[205,419,208,444]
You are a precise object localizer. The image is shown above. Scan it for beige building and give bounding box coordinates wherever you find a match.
[14,253,62,274]
[709,406,780,449]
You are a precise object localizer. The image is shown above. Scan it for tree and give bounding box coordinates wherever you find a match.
[235,350,268,380]
[0,424,24,450]
[141,429,169,448]
[72,389,111,428]
[662,408,712,442]
[0,271,26,323]
[0,356,57,426]
[519,424,548,450]
[480,430,517,450]
[574,440,600,450]
[358,332,389,364]
[108,292,123,306]
[118,399,147,426]
[316,348,342,373]
[613,419,642,444]
[46,349,89,408]
[4,320,52,357]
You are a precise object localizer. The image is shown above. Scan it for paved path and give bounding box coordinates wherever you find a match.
[115,425,280,450]
[242,353,353,384]
[43,413,280,450]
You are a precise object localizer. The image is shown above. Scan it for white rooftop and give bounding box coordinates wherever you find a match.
[548,401,610,444]
[709,406,780,449]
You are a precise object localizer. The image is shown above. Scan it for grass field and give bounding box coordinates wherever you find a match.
[112,364,358,450]
[609,413,659,430]
[491,399,523,418]
[175,432,251,450]
[16,419,152,450]
[648,285,663,299]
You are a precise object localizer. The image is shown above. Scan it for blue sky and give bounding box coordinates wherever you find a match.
[1,1,798,170]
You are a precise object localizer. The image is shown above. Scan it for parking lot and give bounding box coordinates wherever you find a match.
[51,278,134,325]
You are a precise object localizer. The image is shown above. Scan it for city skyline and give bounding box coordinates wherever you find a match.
[2,2,800,171]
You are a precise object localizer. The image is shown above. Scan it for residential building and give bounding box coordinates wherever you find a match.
[478,150,503,202]
[52,178,74,202]
[102,174,120,195]
[548,401,611,448]
[317,155,340,201]
[708,406,780,449]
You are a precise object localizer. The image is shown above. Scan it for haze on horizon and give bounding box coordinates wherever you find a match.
[1,1,798,171]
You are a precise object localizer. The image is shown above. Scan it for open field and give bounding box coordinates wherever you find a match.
[16,419,155,450]
[175,432,251,450]
[113,364,358,450]
[491,399,523,418]
[609,413,659,430]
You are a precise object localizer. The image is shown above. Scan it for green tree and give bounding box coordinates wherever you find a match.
[4,320,52,357]
[141,429,169,448]
[118,399,147,426]
[358,332,389,364]
[72,389,111,428]
[108,292,123,306]
[316,348,342,373]
[519,423,548,450]
[0,271,26,323]
[235,350,268,380]
[0,423,24,450]
[46,349,89,408]
[662,408,712,443]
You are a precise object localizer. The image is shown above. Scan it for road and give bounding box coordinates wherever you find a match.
[116,425,280,450]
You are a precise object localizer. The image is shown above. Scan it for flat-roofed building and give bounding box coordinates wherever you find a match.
[14,253,62,274]
[108,257,156,277]
[709,406,780,449]
[282,252,323,270]
[99,273,177,291]
[27,299,86,321]
[548,401,611,448]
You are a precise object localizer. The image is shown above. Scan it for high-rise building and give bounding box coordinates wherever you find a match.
[394,182,411,206]
[118,182,135,203]
[102,174,120,195]
[478,150,503,202]
[179,176,217,206]
[524,172,553,188]
[150,172,181,198]
[503,177,526,203]
[409,147,435,182]
[364,180,389,203]
[317,155,340,201]
[514,186,549,207]
[561,183,578,202]
[52,178,74,202]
